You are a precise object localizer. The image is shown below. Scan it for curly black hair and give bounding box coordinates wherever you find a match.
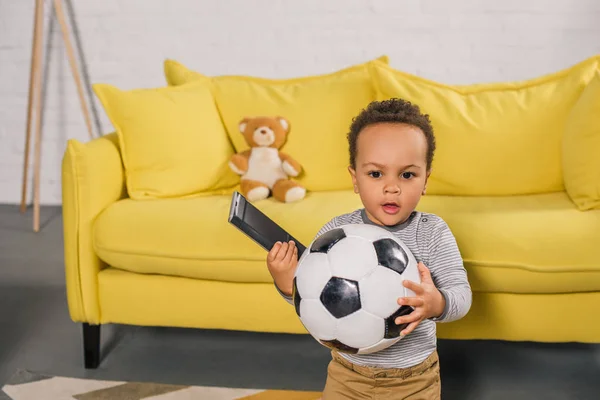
[347,98,436,171]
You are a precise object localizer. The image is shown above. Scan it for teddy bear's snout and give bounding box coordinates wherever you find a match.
[252,126,276,146]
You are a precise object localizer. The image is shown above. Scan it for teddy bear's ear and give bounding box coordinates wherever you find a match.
[277,117,290,133]
[239,118,249,133]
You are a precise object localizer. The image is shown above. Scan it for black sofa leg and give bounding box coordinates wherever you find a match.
[83,323,100,369]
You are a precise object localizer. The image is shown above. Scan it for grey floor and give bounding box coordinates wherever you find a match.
[1,204,599,400]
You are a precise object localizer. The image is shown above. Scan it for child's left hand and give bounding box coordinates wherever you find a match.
[395,262,445,337]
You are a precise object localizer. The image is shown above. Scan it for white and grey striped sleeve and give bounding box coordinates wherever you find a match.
[275,217,339,304]
[426,219,472,323]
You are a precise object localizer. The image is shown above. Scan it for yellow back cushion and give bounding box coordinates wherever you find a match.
[164,57,389,191]
[563,70,600,210]
[164,59,206,86]
[370,56,600,196]
[164,56,389,87]
[93,82,239,200]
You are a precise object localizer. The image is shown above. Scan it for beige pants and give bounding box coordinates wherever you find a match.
[322,350,441,400]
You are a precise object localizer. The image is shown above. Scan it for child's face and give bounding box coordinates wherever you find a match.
[349,122,430,227]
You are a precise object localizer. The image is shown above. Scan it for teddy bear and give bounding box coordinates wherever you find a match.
[228,116,306,203]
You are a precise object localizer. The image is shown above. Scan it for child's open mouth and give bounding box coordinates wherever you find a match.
[382,202,400,214]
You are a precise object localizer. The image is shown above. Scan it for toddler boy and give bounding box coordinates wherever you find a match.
[267,99,472,399]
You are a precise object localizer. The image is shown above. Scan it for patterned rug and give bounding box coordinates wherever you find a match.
[0,370,322,400]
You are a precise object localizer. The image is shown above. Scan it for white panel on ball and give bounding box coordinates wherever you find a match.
[295,252,332,300]
[358,338,401,355]
[343,224,391,242]
[402,256,421,299]
[335,310,384,349]
[359,266,406,318]
[327,236,378,281]
[299,299,337,341]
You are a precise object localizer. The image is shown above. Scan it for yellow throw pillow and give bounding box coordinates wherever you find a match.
[163,55,389,87]
[164,59,207,86]
[163,56,389,192]
[213,64,381,192]
[93,81,239,200]
[563,70,600,210]
[370,56,600,196]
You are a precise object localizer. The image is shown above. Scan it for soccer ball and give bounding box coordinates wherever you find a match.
[292,223,421,355]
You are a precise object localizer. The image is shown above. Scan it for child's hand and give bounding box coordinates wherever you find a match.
[395,262,445,336]
[266,241,298,297]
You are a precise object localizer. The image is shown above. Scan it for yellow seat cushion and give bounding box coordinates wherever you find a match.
[93,82,239,200]
[418,192,600,294]
[93,191,600,294]
[163,57,389,192]
[93,191,363,283]
[370,56,600,196]
[563,70,600,211]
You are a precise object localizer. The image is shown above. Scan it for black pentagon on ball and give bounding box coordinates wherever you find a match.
[384,305,414,339]
[292,277,301,317]
[373,238,409,275]
[310,228,346,253]
[320,277,361,319]
[320,339,359,354]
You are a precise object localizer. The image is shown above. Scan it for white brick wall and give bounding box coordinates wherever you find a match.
[1,0,600,205]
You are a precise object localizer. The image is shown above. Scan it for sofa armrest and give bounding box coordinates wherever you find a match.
[62,132,127,324]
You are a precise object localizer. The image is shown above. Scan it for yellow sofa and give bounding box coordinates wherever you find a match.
[62,56,600,369]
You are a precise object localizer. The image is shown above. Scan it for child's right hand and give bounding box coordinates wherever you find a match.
[266,241,298,297]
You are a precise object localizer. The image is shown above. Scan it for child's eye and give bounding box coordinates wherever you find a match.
[402,172,415,179]
[368,171,382,178]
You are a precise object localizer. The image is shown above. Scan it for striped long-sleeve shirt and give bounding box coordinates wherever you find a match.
[278,208,472,369]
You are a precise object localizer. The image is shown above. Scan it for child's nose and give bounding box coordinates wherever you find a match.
[384,182,401,193]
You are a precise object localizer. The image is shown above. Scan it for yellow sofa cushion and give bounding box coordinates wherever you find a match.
[563,70,600,211]
[93,191,600,294]
[93,191,363,283]
[93,82,239,200]
[163,57,389,192]
[370,56,600,196]
[418,192,600,294]
[163,55,389,87]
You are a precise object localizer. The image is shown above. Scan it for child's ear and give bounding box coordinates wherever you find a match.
[348,165,358,193]
[422,170,431,195]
